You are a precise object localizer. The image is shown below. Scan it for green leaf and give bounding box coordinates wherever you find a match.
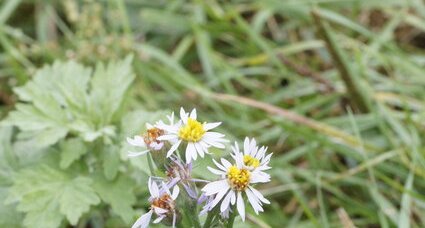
[0,127,17,185]
[88,55,135,127]
[1,56,135,147]
[59,138,88,169]
[59,177,100,225]
[0,188,23,228]
[93,175,136,224]
[103,145,120,180]
[6,165,100,228]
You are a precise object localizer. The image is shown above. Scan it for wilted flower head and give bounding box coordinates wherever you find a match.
[132,178,180,228]
[158,108,227,163]
[166,156,209,199]
[201,156,271,221]
[127,113,175,157]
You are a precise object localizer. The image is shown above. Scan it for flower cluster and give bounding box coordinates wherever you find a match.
[127,108,272,228]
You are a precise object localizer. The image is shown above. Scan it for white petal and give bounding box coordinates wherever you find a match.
[220,158,232,169]
[161,182,171,195]
[244,137,250,155]
[203,131,225,139]
[230,190,236,205]
[189,108,197,119]
[128,150,149,157]
[186,143,197,163]
[207,166,226,175]
[127,136,146,147]
[132,210,153,228]
[202,137,225,149]
[180,107,188,124]
[249,138,257,155]
[231,141,240,154]
[220,191,233,212]
[172,186,180,200]
[249,186,270,204]
[166,140,182,157]
[250,172,271,184]
[213,159,227,172]
[153,215,165,223]
[199,141,211,154]
[210,188,230,209]
[157,134,178,141]
[236,192,246,221]
[204,122,221,131]
[149,178,159,198]
[246,188,263,214]
[150,141,164,150]
[194,142,205,158]
[167,112,175,125]
[202,179,229,195]
[153,206,168,214]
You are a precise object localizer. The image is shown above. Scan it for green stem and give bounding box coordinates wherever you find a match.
[203,211,215,228]
[226,211,236,228]
[147,153,155,176]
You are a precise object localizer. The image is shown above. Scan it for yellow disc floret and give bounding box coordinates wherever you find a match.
[243,155,260,168]
[178,118,205,142]
[227,165,250,191]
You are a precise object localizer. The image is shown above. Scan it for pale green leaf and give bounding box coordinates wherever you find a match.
[6,165,100,228]
[1,56,135,146]
[103,145,120,180]
[59,177,100,225]
[59,138,88,169]
[93,175,136,224]
[88,55,135,127]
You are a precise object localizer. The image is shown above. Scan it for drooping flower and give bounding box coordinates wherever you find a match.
[158,108,227,163]
[132,178,180,228]
[231,137,272,172]
[201,157,271,221]
[127,113,175,157]
[165,156,210,199]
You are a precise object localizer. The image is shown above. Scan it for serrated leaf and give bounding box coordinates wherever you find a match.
[59,138,88,169]
[88,55,134,127]
[1,56,135,146]
[93,175,136,223]
[0,127,17,185]
[0,188,23,228]
[6,165,100,228]
[103,145,120,180]
[59,177,100,225]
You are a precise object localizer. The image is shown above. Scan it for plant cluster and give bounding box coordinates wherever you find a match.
[127,108,272,227]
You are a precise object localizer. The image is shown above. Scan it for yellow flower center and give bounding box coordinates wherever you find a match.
[243,155,260,168]
[178,118,205,142]
[227,166,250,191]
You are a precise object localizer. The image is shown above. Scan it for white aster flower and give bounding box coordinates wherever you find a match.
[158,108,227,163]
[127,113,175,157]
[201,157,271,221]
[231,137,272,172]
[132,178,180,228]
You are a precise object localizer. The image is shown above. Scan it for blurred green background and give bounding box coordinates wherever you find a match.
[1,0,425,227]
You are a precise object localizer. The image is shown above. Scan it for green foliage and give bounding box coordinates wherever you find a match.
[59,138,88,169]
[6,165,99,228]
[0,56,139,228]
[93,175,137,224]
[1,0,425,227]
[2,55,134,147]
